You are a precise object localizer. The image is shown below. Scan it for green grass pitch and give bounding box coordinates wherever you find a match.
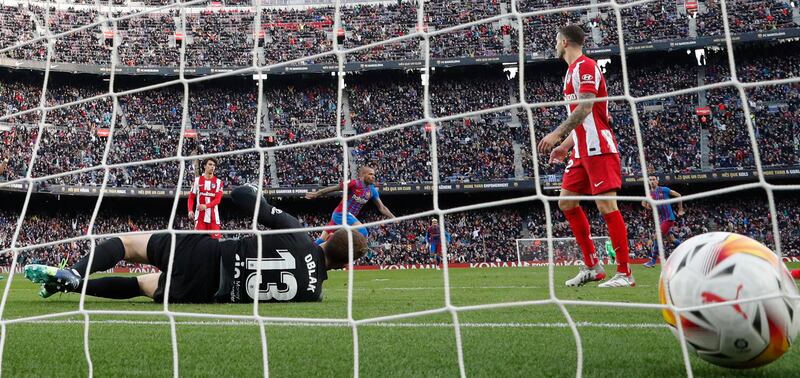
[0,265,798,377]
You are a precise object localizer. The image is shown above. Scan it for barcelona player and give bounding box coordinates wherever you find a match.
[306,166,395,244]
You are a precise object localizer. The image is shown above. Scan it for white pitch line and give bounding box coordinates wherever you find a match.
[12,319,668,329]
[329,285,651,291]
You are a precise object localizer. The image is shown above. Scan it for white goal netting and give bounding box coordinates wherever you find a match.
[0,0,798,377]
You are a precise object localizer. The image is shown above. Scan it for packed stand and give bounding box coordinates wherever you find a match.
[266,79,337,142]
[704,0,796,35]
[117,11,180,67]
[522,11,585,57]
[599,1,689,46]
[259,8,336,65]
[350,128,432,184]
[426,0,511,59]
[341,1,419,62]
[185,10,254,67]
[1,46,799,187]
[347,73,423,134]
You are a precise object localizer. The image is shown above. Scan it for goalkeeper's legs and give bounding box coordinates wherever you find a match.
[25,235,154,298]
[72,235,152,277]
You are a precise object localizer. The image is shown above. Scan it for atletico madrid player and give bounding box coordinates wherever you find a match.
[188,158,224,239]
[537,25,634,288]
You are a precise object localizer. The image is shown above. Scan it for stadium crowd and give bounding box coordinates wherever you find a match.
[1,45,798,187]
[1,0,798,68]
[2,193,799,268]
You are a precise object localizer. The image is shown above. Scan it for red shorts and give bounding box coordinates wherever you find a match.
[561,153,622,195]
[660,220,676,236]
[195,221,221,240]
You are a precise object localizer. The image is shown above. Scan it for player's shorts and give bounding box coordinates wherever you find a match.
[194,220,222,240]
[660,220,676,236]
[429,242,441,254]
[147,233,236,303]
[561,153,622,195]
[328,212,369,237]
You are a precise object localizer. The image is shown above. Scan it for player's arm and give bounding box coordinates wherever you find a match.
[373,198,395,219]
[305,183,342,199]
[204,180,224,210]
[231,185,302,229]
[555,93,596,139]
[669,189,685,216]
[187,179,197,219]
[548,135,575,164]
[557,136,575,151]
[538,93,596,153]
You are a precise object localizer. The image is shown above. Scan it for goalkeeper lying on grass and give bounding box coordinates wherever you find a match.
[24,185,367,303]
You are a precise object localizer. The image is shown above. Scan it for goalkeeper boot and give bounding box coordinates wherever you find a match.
[24,264,81,298]
[643,258,658,268]
[598,273,636,288]
[38,282,60,299]
[565,263,606,287]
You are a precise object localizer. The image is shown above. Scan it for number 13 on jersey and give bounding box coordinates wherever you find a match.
[245,250,298,301]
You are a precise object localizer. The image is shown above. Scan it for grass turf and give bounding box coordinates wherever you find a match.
[0,264,798,377]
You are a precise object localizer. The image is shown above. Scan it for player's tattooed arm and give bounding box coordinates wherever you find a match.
[554,92,596,138]
[305,184,340,199]
[670,189,685,216]
[374,198,396,219]
[537,93,595,154]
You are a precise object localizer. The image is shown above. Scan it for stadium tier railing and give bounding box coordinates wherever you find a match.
[2,166,799,197]
[0,28,799,76]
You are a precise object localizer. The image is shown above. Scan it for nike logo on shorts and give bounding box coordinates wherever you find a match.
[594,181,604,187]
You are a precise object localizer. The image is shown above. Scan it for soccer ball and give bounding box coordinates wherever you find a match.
[658,232,800,368]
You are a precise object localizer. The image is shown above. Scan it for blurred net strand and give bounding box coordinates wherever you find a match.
[0,0,795,377]
[0,3,61,375]
[75,9,120,376]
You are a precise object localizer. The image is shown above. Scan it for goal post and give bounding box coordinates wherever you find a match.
[515,236,611,266]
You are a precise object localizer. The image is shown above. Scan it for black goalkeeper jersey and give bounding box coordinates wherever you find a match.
[216,188,328,303]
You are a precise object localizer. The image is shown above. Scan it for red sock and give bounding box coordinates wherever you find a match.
[563,207,598,268]
[604,210,631,275]
[791,269,800,280]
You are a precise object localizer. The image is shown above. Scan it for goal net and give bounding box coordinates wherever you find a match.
[0,0,798,376]
[516,237,610,266]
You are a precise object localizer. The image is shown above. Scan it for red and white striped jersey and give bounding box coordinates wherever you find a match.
[188,175,224,225]
[562,55,618,159]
